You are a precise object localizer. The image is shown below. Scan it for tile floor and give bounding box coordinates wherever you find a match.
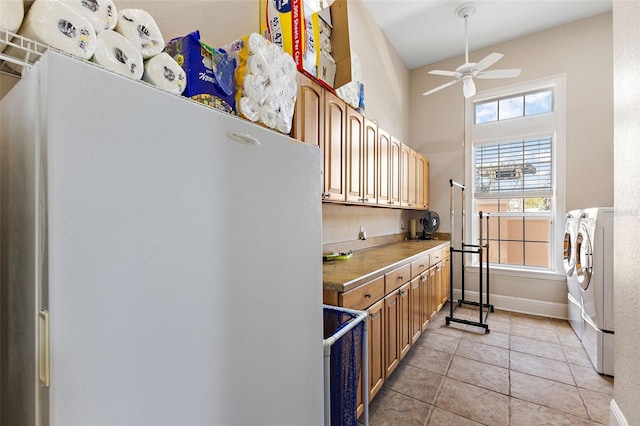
[360,303,614,425]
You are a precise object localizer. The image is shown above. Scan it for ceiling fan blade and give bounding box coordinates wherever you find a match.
[476,68,522,79]
[463,78,476,98]
[422,79,460,96]
[428,69,461,78]
[474,52,504,73]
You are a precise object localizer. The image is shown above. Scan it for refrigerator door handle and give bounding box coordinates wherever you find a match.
[38,310,50,387]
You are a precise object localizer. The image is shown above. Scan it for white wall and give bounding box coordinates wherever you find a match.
[612,1,640,424]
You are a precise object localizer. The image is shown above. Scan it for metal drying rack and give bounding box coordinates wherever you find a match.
[446,179,494,333]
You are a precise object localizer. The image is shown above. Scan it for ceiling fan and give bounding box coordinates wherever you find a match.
[422,3,522,98]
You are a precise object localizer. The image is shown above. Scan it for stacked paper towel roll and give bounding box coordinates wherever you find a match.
[13,0,97,60]
[142,52,187,95]
[93,29,143,79]
[223,33,297,134]
[0,0,24,52]
[115,9,164,59]
[63,0,118,33]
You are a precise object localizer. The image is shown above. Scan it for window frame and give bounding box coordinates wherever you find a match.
[464,75,566,279]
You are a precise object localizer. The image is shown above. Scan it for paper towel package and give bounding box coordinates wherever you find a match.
[164,31,236,114]
[222,33,297,134]
[115,8,164,59]
[93,30,143,80]
[15,0,97,60]
[63,0,118,32]
[259,0,351,90]
[0,0,24,52]
[142,52,187,96]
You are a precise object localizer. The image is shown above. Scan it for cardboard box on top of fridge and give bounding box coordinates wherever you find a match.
[259,0,351,90]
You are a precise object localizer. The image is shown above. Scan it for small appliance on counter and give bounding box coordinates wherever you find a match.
[419,210,440,240]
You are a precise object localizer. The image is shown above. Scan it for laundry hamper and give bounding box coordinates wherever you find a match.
[322,305,369,426]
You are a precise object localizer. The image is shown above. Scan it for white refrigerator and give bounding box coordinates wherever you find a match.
[1,51,325,425]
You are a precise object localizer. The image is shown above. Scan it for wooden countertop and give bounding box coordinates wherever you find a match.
[323,239,450,292]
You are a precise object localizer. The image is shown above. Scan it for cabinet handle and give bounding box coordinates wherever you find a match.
[364,198,369,202]
[399,290,406,296]
[364,293,372,298]
[419,264,425,268]
[397,276,403,280]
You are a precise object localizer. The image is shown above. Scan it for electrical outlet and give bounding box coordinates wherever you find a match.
[400,221,405,230]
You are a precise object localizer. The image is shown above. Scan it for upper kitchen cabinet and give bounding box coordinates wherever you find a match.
[292,72,427,210]
[291,73,324,147]
[400,144,417,208]
[322,91,347,202]
[377,130,401,207]
[401,144,429,210]
[345,108,377,205]
[417,154,429,210]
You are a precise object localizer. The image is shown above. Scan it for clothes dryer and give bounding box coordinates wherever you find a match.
[563,210,583,340]
[576,207,614,376]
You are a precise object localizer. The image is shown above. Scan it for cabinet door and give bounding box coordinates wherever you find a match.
[356,299,384,419]
[399,282,411,360]
[362,118,377,205]
[429,266,438,321]
[400,144,417,208]
[389,137,401,206]
[434,263,443,312]
[384,291,400,377]
[377,128,391,206]
[419,272,431,331]
[292,72,324,147]
[323,92,346,202]
[409,276,422,345]
[441,257,450,306]
[368,299,385,401]
[422,155,430,209]
[346,108,363,203]
[416,154,429,210]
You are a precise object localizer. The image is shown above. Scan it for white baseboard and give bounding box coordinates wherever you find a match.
[451,289,567,319]
[610,399,628,426]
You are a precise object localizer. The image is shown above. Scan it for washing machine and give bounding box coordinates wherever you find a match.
[576,207,614,376]
[563,210,583,340]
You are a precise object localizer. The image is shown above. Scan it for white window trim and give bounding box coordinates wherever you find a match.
[464,74,566,278]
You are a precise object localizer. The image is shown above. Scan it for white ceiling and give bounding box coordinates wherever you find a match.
[361,0,612,70]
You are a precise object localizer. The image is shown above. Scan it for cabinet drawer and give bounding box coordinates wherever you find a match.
[385,264,411,293]
[411,254,430,279]
[442,245,450,259]
[340,276,385,310]
[430,249,443,266]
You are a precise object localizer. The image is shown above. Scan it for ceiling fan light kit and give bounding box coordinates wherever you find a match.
[422,2,522,99]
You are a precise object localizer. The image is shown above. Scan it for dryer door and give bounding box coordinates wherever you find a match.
[575,223,593,290]
[563,225,575,277]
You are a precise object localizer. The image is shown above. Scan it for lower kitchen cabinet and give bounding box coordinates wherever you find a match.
[384,290,400,377]
[323,241,450,417]
[441,255,451,307]
[410,276,422,345]
[398,282,411,360]
[356,298,384,417]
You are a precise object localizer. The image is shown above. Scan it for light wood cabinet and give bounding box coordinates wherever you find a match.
[441,255,451,307]
[346,110,377,205]
[322,91,347,202]
[384,289,400,377]
[293,72,428,210]
[377,130,401,207]
[323,242,450,416]
[367,299,385,402]
[398,282,411,360]
[291,72,324,147]
[410,276,422,345]
[417,154,430,209]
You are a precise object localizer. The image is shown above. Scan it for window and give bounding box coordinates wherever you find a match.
[465,77,565,274]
